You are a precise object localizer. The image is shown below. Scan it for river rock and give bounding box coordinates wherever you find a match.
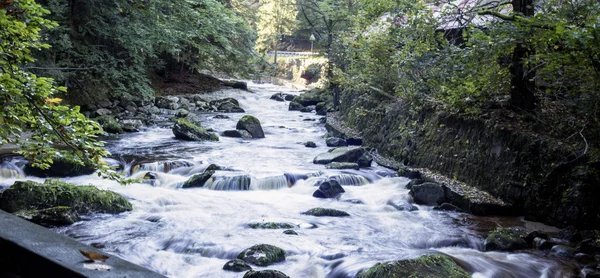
[284,95,295,101]
[0,180,132,215]
[95,115,123,134]
[182,164,221,188]
[214,115,229,119]
[155,96,179,109]
[326,162,359,170]
[210,98,245,113]
[222,130,252,138]
[175,109,190,118]
[579,237,600,254]
[232,81,248,91]
[293,88,330,106]
[24,156,96,177]
[313,146,365,165]
[551,245,577,257]
[433,202,462,212]
[243,270,290,278]
[326,137,348,147]
[300,105,316,113]
[248,222,295,229]
[357,153,373,168]
[120,119,143,132]
[533,237,555,250]
[583,264,600,278]
[313,179,345,198]
[304,141,317,148]
[14,206,80,227]
[237,244,286,266]
[223,259,252,272]
[559,226,582,242]
[387,199,419,211]
[302,208,350,217]
[356,254,470,278]
[236,115,265,138]
[97,99,112,108]
[316,102,328,116]
[406,179,426,190]
[270,93,286,102]
[172,118,219,141]
[94,108,112,117]
[289,101,304,111]
[484,228,527,251]
[410,182,446,205]
[283,230,298,235]
[143,172,158,186]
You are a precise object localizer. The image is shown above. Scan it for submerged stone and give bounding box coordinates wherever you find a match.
[0,180,132,215]
[223,259,252,272]
[356,254,470,278]
[243,270,290,278]
[283,230,298,235]
[237,244,286,266]
[302,208,350,217]
[484,228,527,251]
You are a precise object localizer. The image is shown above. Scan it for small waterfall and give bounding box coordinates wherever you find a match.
[255,175,290,190]
[130,160,195,175]
[204,173,251,191]
[329,174,370,186]
[0,157,25,179]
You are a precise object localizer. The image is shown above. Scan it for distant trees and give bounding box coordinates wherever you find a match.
[256,0,298,64]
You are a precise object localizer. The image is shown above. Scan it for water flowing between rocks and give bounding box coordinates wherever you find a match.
[0,83,575,277]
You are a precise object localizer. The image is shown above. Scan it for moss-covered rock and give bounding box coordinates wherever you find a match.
[95,115,123,134]
[172,118,219,141]
[484,228,527,251]
[14,206,80,226]
[210,98,245,113]
[283,230,298,235]
[288,101,304,111]
[24,156,97,178]
[313,146,365,165]
[293,88,331,106]
[356,254,470,278]
[223,259,252,272]
[236,115,265,139]
[0,180,132,214]
[248,222,296,229]
[326,162,359,170]
[182,169,217,188]
[237,244,286,266]
[243,270,290,278]
[302,207,350,217]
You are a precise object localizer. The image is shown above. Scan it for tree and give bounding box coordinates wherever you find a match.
[256,0,298,64]
[0,0,116,178]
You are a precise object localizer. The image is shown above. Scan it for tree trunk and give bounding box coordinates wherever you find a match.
[510,0,536,111]
[326,28,333,79]
[274,39,279,65]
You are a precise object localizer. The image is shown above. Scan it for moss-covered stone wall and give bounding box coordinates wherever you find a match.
[332,89,600,229]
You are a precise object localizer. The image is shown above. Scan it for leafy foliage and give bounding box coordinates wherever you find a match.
[256,0,298,53]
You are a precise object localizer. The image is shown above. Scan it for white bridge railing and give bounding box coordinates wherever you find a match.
[267,51,319,57]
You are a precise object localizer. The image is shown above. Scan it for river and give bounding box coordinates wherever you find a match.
[0,82,576,277]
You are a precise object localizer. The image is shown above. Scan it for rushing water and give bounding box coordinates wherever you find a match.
[0,83,578,277]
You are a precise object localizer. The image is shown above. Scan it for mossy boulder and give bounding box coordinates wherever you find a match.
[223,259,252,272]
[248,222,296,229]
[0,180,132,214]
[288,101,304,111]
[24,156,96,178]
[356,254,470,278]
[95,115,123,134]
[484,228,527,251]
[182,164,221,188]
[210,98,245,113]
[243,270,290,278]
[237,244,286,266]
[292,88,331,106]
[326,162,359,170]
[302,208,350,217]
[172,118,219,141]
[236,115,265,139]
[313,146,365,165]
[14,206,80,226]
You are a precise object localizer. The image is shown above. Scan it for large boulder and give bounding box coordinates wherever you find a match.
[326,162,359,170]
[243,270,290,278]
[313,146,365,165]
[484,228,527,251]
[172,118,219,141]
[182,164,221,188]
[14,206,80,227]
[356,254,470,278]
[120,119,143,132]
[222,130,252,138]
[313,179,345,198]
[292,88,330,106]
[410,182,446,205]
[24,156,96,178]
[237,244,286,266]
[223,259,252,272]
[302,208,350,217]
[155,96,179,109]
[236,115,265,139]
[95,115,123,134]
[326,137,348,147]
[0,180,132,215]
[288,101,304,111]
[210,98,245,113]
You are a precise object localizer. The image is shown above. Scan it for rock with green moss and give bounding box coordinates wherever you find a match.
[183,171,215,188]
[243,270,290,278]
[293,88,331,106]
[223,259,252,272]
[356,254,470,278]
[95,115,123,134]
[236,115,265,138]
[24,156,96,178]
[288,101,304,111]
[313,146,365,165]
[326,162,359,170]
[14,206,80,226]
[172,118,219,141]
[484,228,527,251]
[237,244,286,266]
[248,222,296,229]
[0,180,132,215]
[302,208,350,217]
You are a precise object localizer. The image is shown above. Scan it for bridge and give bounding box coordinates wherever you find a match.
[267,51,319,57]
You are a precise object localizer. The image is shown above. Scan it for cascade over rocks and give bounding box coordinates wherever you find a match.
[182,164,222,188]
[356,254,470,278]
[237,244,286,266]
[236,115,265,138]
[313,179,345,198]
[172,118,219,141]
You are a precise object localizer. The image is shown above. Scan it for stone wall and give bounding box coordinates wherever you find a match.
[332,89,600,229]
